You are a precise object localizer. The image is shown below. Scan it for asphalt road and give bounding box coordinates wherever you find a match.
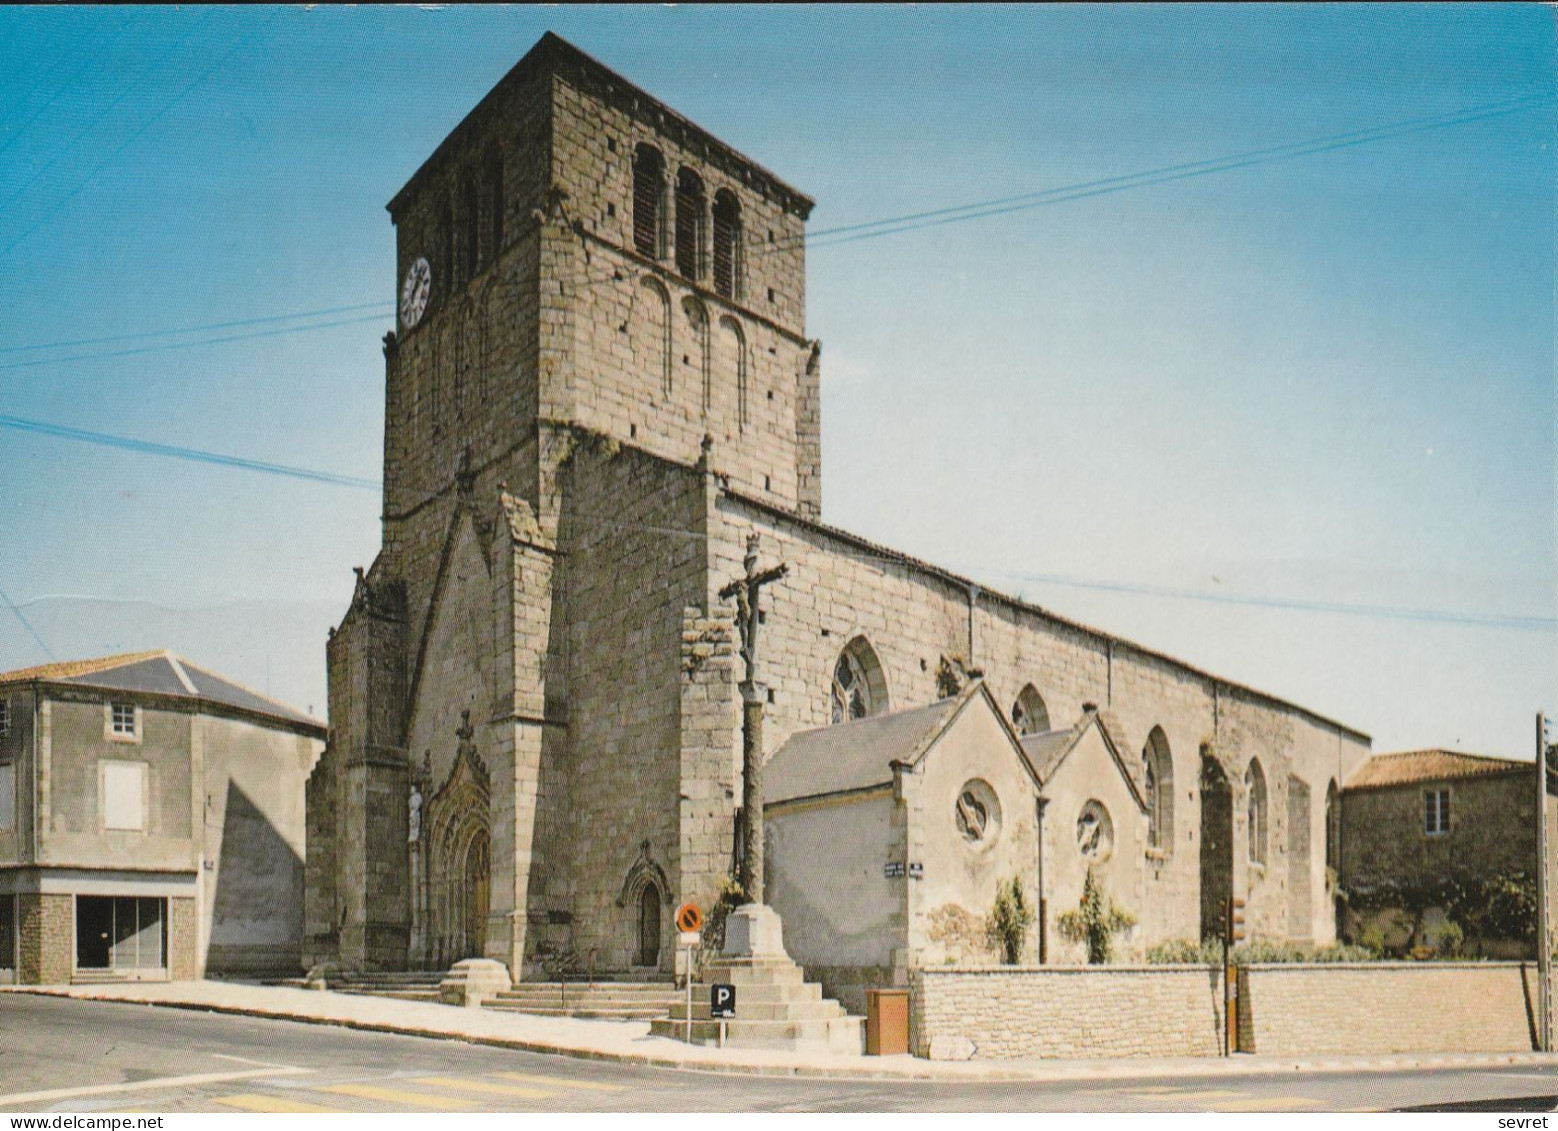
[2,995,1557,1113]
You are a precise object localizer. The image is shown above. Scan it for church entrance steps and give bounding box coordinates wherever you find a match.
[485,980,682,1020]
[327,971,445,1003]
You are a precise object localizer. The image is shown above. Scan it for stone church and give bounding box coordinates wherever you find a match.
[304,33,1371,983]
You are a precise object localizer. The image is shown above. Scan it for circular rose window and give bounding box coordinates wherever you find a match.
[955,779,1001,848]
[1075,799,1114,862]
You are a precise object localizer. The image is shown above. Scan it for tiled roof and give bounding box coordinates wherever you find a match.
[765,687,975,804]
[1344,749,1528,790]
[0,650,323,731]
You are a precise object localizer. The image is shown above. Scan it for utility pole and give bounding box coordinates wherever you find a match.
[1539,711,1553,1052]
[719,533,788,904]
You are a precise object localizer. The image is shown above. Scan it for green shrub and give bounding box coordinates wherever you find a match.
[987,875,1035,964]
[1056,868,1137,964]
[1145,936,1378,964]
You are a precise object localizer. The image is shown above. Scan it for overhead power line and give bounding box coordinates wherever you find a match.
[0,310,394,371]
[0,14,210,219]
[0,414,380,491]
[791,91,1555,251]
[0,581,56,662]
[985,567,1558,633]
[2,14,279,257]
[1,300,394,356]
[4,407,1548,635]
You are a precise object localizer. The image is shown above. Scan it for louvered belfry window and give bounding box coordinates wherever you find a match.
[675,167,706,280]
[712,189,742,300]
[633,144,664,258]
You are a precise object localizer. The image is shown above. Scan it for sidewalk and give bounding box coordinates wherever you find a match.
[5,980,1555,1083]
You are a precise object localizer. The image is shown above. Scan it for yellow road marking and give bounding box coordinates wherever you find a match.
[409,1076,556,1099]
[1132,1090,1247,1102]
[1211,1097,1324,1112]
[315,1083,477,1110]
[216,1094,349,1114]
[492,1072,627,1092]
[0,1067,306,1108]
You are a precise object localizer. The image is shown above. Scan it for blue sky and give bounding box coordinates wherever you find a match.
[0,5,1552,756]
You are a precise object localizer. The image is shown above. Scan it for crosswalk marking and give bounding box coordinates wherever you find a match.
[216,1094,349,1114]
[493,1072,627,1092]
[408,1076,557,1099]
[315,1083,477,1110]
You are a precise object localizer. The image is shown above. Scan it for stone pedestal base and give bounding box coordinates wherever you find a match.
[650,904,862,1053]
[438,958,513,1007]
[722,903,787,959]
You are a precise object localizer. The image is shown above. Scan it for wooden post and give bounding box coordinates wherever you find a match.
[1538,712,1551,1052]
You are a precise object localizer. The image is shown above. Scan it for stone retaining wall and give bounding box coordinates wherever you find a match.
[1238,962,1537,1055]
[910,962,1542,1060]
[910,965,1226,1060]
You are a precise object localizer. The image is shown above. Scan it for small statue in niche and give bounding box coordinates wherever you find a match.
[408,783,423,843]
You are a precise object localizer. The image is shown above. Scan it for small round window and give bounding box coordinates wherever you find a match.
[1076,799,1114,862]
[955,779,1001,848]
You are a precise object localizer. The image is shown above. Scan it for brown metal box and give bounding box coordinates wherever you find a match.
[865,988,910,1055]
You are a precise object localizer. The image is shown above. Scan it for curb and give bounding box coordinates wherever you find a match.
[9,986,1558,1084]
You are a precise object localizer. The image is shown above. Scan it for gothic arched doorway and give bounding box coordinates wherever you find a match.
[463,826,490,959]
[423,710,492,968]
[1199,750,1234,940]
[637,883,661,968]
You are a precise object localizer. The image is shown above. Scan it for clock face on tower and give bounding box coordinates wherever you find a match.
[400,256,432,329]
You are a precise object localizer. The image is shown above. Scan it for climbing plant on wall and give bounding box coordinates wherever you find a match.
[987,875,1034,964]
[1057,867,1137,964]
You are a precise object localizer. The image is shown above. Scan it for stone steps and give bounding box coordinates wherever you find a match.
[328,971,446,1003]
[487,979,680,1020]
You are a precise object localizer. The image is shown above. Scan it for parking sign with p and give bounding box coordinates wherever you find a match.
[710,983,736,1018]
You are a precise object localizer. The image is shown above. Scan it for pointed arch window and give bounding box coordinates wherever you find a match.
[633,144,666,258]
[712,188,743,300]
[1010,684,1049,735]
[1143,726,1174,854]
[831,636,887,724]
[1246,758,1268,866]
[675,167,707,281]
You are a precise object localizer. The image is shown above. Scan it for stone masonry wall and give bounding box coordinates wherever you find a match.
[708,488,1368,950]
[555,443,710,970]
[910,966,1226,1060]
[1238,963,1536,1055]
[17,892,71,984]
[1340,770,1535,894]
[168,896,197,980]
[548,70,816,517]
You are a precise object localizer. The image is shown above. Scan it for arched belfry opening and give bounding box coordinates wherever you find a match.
[1199,747,1233,940]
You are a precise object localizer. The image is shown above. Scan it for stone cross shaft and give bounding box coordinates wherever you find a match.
[718,533,788,904]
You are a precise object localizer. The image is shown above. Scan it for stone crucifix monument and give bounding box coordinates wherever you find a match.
[650,534,861,1049]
